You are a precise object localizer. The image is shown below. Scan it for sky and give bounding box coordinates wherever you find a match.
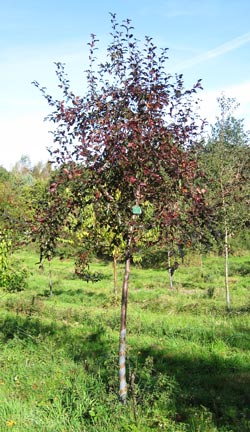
[1,0,250,170]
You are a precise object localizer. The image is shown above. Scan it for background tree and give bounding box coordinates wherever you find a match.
[0,157,51,250]
[0,160,52,292]
[202,93,250,309]
[33,14,208,403]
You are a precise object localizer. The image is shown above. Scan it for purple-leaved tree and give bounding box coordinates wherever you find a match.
[33,13,208,403]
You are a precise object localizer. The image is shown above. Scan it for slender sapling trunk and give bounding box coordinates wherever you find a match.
[48,260,53,297]
[113,255,118,299]
[224,226,230,310]
[200,254,203,278]
[221,176,230,311]
[119,246,131,403]
[167,249,173,289]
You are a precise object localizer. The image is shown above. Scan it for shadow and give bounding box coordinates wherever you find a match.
[66,272,111,281]
[231,263,250,276]
[0,314,57,341]
[1,313,249,430]
[180,282,196,288]
[0,314,109,365]
[229,305,250,314]
[133,343,250,431]
[38,288,108,302]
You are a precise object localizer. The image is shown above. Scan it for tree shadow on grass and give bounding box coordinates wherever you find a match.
[38,288,109,302]
[66,272,111,281]
[1,314,249,430]
[135,343,250,431]
[0,314,110,365]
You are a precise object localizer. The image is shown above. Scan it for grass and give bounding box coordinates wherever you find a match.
[0,248,249,431]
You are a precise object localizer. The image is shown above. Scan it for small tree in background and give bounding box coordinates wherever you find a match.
[202,94,250,310]
[33,13,208,403]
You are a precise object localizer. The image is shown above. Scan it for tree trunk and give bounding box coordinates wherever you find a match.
[119,247,131,403]
[220,177,230,311]
[200,254,203,278]
[225,226,230,310]
[49,260,53,296]
[167,249,173,289]
[119,190,139,403]
[113,255,118,299]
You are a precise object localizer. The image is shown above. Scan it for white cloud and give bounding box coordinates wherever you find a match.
[199,81,250,130]
[0,113,53,170]
[2,30,250,172]
[1,81,249,172]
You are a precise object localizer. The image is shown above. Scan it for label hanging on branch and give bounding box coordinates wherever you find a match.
[132,205,142,215]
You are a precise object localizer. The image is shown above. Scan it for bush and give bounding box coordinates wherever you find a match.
[0,265,28,292]
[0,231,28,292]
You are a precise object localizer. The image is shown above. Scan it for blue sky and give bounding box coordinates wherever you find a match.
[1,0,250,169]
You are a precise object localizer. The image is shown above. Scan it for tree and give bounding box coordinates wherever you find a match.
[202,93,250,309]
[0,165,33,249]
[33,13,208,403]
[0,166,10,182]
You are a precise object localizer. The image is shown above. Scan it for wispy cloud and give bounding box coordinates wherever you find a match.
[176,32,250,70]
[164,0,202,18]
[166,9,195,18]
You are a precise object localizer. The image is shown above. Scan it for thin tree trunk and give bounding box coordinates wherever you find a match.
[220,176,230,311]
[131,372,137,423]
[200,254,203,278]
[168,249,173,289]
[119,189,140,403]
[113,255,118,299]
[225,226,230,310]
[49,260,53,297]
[119,247,131,403]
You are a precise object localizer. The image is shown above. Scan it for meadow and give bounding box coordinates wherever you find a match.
[0,249,249,431]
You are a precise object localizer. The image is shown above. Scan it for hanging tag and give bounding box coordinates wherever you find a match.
[132,205,142,215]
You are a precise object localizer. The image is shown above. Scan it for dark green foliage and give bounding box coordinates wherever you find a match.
[0,165,10,181]
[1,266,28,293]
[74,269,106,283]
[0,231,29,292]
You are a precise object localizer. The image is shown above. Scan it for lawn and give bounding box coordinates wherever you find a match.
[0,248,249,431]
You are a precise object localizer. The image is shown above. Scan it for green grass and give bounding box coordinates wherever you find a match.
[0,249,249,431]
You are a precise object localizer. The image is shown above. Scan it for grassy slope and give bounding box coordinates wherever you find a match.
[0,249,249,431]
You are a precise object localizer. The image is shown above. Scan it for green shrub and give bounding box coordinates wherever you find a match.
[1,265,29,292]
[0,231,28,292]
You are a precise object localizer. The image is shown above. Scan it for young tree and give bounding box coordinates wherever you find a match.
[33,14,207,403]
[202,93,250,309]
